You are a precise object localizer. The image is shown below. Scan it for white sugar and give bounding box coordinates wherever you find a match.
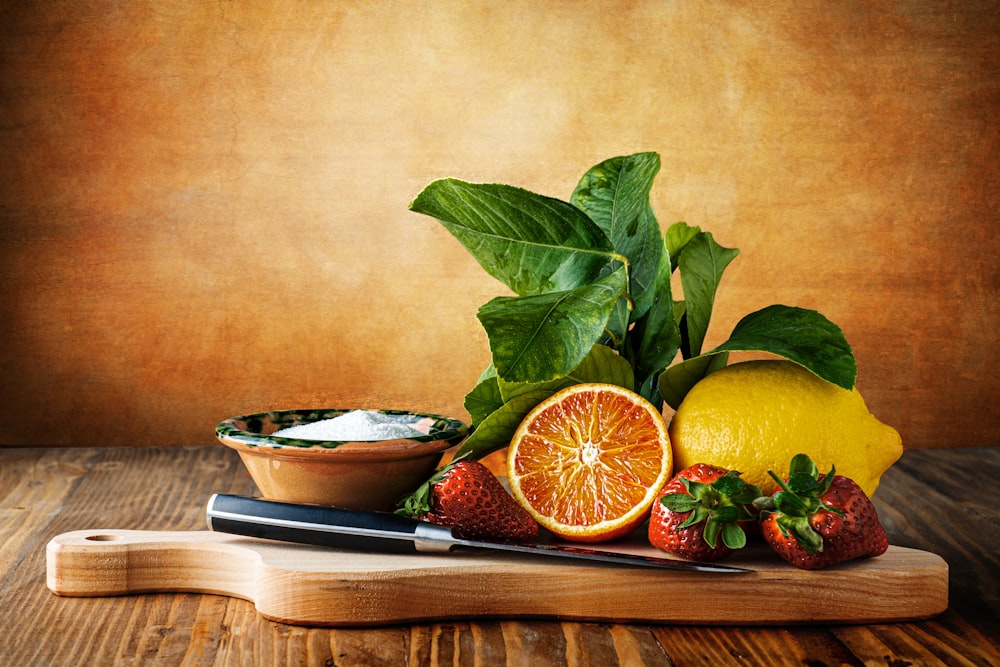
[272,410,425,441]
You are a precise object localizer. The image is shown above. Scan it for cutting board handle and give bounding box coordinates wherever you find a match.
[47,530,258,599]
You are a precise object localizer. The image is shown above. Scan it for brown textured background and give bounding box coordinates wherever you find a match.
[1,2,997,449]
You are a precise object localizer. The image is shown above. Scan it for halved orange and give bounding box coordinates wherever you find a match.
[506,383,673,543]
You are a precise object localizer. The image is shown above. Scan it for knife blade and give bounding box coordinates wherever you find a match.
[205,493,751,573]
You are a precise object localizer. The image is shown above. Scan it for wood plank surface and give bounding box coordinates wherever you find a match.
[2,446,1000,665]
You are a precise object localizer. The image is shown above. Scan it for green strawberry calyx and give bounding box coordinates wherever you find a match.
[394,459,461,518]
[757,453,845,554]
[660,471,761,550]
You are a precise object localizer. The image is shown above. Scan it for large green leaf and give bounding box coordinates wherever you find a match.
[632,237,682,404]
[658,305,857,409]
[410,179,616,295]
[715,305,857,387]
[498,343,634,402]
[678,231,739,357]
[571,152,664,319]
[477,267,627,383]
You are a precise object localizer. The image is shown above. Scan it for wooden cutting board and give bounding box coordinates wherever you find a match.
[46,529,948,627]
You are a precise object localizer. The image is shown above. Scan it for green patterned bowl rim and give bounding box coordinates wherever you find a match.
[216,408,469,450]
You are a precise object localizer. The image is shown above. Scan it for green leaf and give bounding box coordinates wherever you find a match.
[678,231,740,357]
[463,373,503,427]
[571,152,664,319]
[478,267,627,383]
[632,236,682,403]
[658,351,730,409]
[452,390,553,461]
[657,305,857,409]
[410,179,616,295]
[664,222,701,272]
[712,305,857,389]
[498,343,634,402]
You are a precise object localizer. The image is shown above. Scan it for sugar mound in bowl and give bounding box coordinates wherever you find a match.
[272,409,425,441]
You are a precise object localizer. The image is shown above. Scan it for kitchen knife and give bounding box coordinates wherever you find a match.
[205,493,751,573]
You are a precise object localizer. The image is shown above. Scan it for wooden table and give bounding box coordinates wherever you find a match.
[2,446,998,665]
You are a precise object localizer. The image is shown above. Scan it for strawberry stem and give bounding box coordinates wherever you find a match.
[760,453,843,554]
[661,471,760,549]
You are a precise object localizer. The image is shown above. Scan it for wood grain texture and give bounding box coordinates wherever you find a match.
[45,530,947,627]
[0,2,997,450]
[3,446,1000,665]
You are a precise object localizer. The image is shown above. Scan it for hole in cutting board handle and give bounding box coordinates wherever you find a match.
[84,534,122,542]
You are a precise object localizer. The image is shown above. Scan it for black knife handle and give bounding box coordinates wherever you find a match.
[205,493,454,554]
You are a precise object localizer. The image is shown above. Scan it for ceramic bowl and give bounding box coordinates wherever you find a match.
[216,408,468,511]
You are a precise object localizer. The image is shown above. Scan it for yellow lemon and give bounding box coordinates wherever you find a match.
[668,359,902,497]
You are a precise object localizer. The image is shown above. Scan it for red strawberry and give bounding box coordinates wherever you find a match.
[648,463,761,562]
[757,453,889,570]
[396,459,538,543]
